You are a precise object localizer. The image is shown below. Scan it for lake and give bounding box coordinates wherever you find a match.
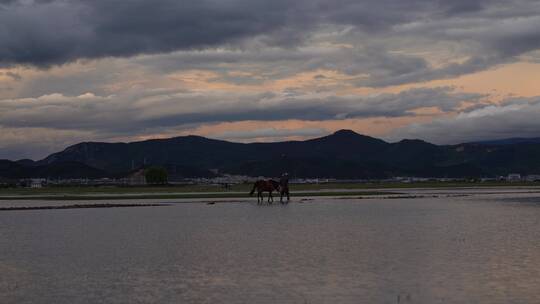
[1,191,540,303]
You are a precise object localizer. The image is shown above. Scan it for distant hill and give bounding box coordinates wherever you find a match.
[470,137,540,145]
[0,160,107,179]
[2,130,540,179]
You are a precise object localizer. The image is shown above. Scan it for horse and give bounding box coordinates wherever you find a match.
[249,180,280,204]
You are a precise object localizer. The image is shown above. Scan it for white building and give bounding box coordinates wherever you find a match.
[506,174,522,182]
[29,178,46,188]
[525,175,540,182]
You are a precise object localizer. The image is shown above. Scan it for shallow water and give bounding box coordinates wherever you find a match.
[1,194,540,303]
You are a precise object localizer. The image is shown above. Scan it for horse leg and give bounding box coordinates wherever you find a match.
[268,191,273,204]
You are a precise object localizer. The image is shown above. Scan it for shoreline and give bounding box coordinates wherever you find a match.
[0,203,169,211]
[0,190,396,201]
[1,187,540,211]
[1,183,540,201]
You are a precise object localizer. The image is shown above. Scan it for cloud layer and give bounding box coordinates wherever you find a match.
[1,0,540,159]
[2,0,540,83]
[0,87,480,131]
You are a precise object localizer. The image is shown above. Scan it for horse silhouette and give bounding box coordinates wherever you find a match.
[249,180,280,204]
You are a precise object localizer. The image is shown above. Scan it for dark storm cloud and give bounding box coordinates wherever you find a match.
[2,0,432,67]
[2,0,539,69]
[0,0,311,66]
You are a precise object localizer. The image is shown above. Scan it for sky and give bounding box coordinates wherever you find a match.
[1,0,540,159]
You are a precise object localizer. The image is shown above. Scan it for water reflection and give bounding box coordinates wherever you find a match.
[1,195,539,303]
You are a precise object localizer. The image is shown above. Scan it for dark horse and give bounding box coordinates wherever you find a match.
[249,180,280,204]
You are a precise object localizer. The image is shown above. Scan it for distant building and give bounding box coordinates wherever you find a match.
[525,175,540,182]
[480,177,498,182]
[506,173,522,182]
[27,178,46,188]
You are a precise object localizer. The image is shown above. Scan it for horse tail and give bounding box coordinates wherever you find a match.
[249,181,257,196]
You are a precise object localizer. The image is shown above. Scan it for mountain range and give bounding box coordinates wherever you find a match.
[2,129,540,180]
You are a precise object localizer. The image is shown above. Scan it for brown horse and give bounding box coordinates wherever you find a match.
[249,180,280,204]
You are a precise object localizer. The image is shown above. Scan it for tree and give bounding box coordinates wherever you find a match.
[145,167,168,185]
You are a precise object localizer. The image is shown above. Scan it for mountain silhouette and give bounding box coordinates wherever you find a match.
[2,130,540,179]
